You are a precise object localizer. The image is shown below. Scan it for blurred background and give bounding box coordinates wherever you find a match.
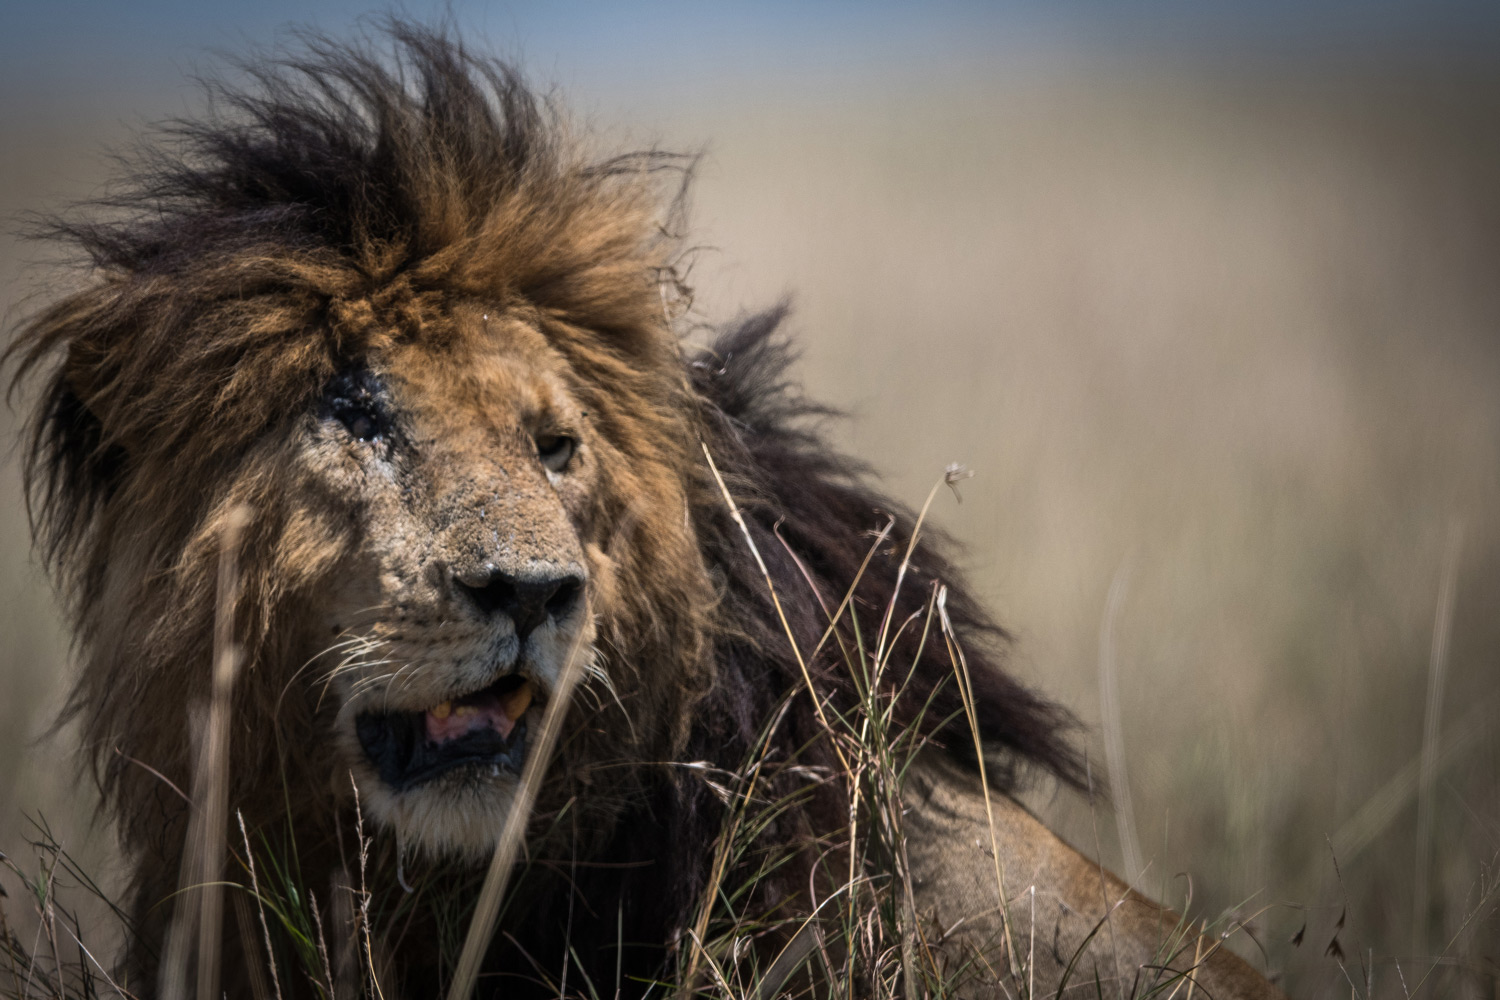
[3,2,1499,996]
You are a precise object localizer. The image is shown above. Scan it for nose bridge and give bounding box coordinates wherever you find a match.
[429,440,585,584]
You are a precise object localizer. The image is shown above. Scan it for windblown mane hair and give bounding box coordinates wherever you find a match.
[8,22,1081,997]
[692,311,1083,788]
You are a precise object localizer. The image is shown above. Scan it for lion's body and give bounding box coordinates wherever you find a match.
[905,754,1283,998]
[8,25,1282,1000]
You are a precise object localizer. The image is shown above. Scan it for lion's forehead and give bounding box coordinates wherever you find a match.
[379,312,576,413]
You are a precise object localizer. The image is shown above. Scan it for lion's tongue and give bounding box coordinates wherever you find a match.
[424,681,532,745]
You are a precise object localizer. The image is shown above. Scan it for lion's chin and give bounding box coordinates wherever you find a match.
[355,764,525,860]
[346,673,541,859]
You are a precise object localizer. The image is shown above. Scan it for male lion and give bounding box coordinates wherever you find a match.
[9,25,1282,1000]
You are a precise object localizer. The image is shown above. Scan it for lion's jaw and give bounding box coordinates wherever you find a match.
[307,318,604,860]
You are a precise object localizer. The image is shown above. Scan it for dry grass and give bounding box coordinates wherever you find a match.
[2,460,1492,999]
[2,461,1488,1000]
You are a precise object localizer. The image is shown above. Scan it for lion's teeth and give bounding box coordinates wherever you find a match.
[430,701,452,719]
[501,681,534,721]
[454,704,479,718]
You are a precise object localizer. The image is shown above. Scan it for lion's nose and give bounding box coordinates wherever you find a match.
[453,565,584,639]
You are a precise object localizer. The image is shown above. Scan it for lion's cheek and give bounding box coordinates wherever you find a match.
[524,615,598,692]
[582,541,620,620]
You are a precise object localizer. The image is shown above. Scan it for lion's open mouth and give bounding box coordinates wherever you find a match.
[355,674,536,790]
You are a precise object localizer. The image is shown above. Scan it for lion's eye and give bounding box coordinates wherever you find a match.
[336,405,381,442]
[535,434,576,473]
[323,369,387,444]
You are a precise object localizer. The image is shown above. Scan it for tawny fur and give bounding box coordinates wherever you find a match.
[8,23,1282,1000]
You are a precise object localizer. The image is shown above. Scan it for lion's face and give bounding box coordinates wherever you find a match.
[300,306,604,857]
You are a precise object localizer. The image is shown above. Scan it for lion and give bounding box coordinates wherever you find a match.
[8,24,1283,1000]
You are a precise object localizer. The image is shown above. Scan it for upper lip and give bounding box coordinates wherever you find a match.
[434,666,541,709]
[357,662,547,716]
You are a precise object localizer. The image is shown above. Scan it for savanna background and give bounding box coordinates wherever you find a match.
[2,3,1498,996]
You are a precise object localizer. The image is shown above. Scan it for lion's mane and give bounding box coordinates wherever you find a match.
[9,24,1081,997]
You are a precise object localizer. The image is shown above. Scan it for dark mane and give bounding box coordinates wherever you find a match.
[6,22,1080,998]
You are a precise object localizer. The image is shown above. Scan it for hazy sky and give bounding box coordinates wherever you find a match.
[5,1,1500,112]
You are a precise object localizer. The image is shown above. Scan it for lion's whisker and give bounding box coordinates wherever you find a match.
[319,645,393,681]
[315,649,402,710]
[313,650,393,690]
[325,656,399,689]
[380,662,428,704]
[277,635,392,723]
[576,650,634,741]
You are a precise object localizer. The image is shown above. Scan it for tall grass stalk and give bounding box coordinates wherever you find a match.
[1098,561,1142,892]
[160,504,254,1000]
[1411,521,1461,959]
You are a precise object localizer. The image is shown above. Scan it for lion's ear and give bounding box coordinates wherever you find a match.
[17,311,140,524]
[16,342,132,567]
[62,336,105,404]
[49,279,178,462]
[13,284,133,450]
[50,341,132,487]
[58,333,133,446]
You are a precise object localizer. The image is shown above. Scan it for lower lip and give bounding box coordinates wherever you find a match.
[355,710,529,790]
